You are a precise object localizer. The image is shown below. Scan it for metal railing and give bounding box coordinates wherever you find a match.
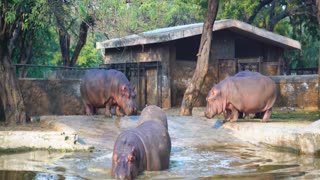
[288,68,318,75]
[14,64,99,79]
[14,62,163,108]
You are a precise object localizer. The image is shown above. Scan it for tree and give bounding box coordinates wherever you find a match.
[316,0,320,74]
[218,0,319,72]
[48,0,94,67]
[0,0,47,125]
[180,0,219,116]
[93,0,206,40]
[315,0,320,109]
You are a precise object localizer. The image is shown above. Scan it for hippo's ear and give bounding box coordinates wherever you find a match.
[211,89,219,96]
[121,85,130,98]
[121,85,127,92]
[211,89,216,96]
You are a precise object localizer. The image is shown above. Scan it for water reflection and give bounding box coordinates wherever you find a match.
[1,114,320,179]
[0,144,320,179]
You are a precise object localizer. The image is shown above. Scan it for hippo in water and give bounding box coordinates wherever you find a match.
[205,71,276,122]
[137,105,168,130]
[80,69,137,117]
[112,106,171,179]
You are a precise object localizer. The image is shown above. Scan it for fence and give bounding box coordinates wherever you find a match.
[14,62,163,109]
[288,68,318,75]
[14,64,94,79]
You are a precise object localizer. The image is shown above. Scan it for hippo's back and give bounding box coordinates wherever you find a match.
[138,105,168,130]
[80,69,127,107]
[133,121,171,171]
[229,72,276,112]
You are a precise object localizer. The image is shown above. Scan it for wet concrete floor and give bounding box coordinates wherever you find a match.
[0,108,320,179]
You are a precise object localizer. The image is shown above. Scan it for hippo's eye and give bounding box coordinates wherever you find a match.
[128,154,135,162]
[207,97,215,102]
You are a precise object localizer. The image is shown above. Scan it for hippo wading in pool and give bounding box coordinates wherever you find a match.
[112,105,171,179]
[205,71,276,122]
[80,69,137,117]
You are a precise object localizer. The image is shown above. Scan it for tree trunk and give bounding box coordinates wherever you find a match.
[58,29,70,66]
[246,0,273,24]
[180,0,219,116]
[0,39,27,125]
[18,29,34,78]
[69,20,89,67]
[316,0,320,109]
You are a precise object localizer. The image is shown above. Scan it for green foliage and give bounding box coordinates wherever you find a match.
[217,0,259,21]
[75,36,103,67]
[218,0,319,71]
[94,0,205,40]
[3,0,319,71]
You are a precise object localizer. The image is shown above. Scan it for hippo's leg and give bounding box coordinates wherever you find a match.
[244,113,250,120]
[115,106,125,117]
[228,105,238,122]
[105,103,113,117]
[262,109,272,122]
[84,103,94,115]
[223,110,229,120]
[229,109,239,122]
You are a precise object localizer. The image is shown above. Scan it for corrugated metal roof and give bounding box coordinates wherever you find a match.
[96,19,301,50]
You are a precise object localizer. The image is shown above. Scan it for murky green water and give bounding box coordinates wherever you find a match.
[0,145,319,179]
[1,111,320,179]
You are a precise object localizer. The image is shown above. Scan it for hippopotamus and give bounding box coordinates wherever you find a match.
[137,105,168,130]
[112,106,171,179]
[80,69,137,117]
[205,71,277,122]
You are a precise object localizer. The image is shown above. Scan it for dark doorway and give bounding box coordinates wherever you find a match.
[100,61,162,109]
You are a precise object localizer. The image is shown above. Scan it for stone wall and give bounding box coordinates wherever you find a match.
[171,64,319,110]
[4,75,317,117]
[19,79,84,116]
[171,61,219,107]
[270,75,319,110]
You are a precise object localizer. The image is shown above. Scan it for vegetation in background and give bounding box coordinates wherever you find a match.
[8,0,319,71]
[217,0,320,72]
[0,0,319,124]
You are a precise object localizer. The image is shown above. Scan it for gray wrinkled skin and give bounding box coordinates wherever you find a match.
[205,71,277,122]
[112,106,171,179]
[80,69,137,117]
[138,105,168,130]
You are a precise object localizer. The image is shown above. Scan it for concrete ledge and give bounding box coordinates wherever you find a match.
[0,131,92,152]
[0,116,93,152]
[223,120,320,155]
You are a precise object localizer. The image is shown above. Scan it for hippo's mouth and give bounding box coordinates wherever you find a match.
[205,111,215,119]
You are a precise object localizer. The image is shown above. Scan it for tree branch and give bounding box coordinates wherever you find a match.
[247,0,273,24]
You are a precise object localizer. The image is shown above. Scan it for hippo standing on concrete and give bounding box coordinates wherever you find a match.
[80,69,137,117]
[205,71,276,122]
[112,105,171,179]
